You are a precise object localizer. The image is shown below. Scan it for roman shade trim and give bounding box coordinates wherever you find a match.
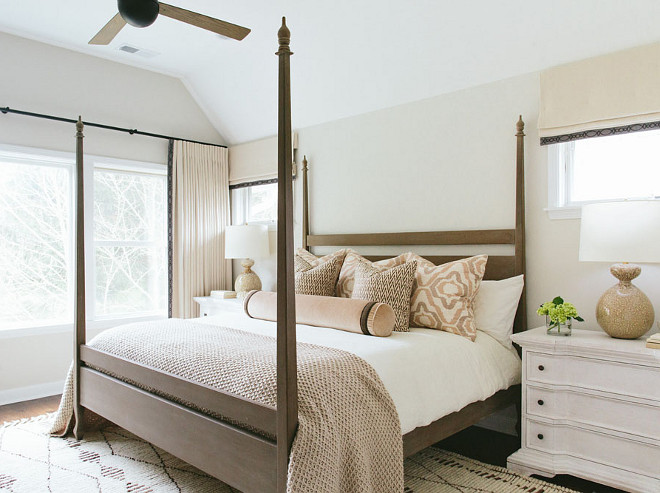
[229,177,278,190]
[540,119,660,146]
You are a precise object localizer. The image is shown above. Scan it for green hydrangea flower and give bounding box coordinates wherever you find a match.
[538,297,584,324]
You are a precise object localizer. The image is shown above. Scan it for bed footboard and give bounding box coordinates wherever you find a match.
[80,367,278,492]
[80,345,277,436]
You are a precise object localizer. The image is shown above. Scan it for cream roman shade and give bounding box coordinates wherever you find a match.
[229,132,297,186]
[539,42,660,142]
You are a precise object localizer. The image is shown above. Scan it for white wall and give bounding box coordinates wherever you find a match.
[230,71,660,336]
[0,32,224,404]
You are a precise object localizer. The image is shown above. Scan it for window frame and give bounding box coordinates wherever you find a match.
[0,143,167,336]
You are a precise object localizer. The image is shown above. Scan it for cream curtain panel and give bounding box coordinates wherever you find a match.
[539,41,660,139]
[171,140,231,318]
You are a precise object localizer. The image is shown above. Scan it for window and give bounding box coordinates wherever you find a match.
[547,130,660,219]
[0,145,167,331]
[93,164,167,318]
[231,182,277,225]
[0,150,74,329]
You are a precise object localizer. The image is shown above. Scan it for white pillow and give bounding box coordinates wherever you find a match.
[473,275,524,349]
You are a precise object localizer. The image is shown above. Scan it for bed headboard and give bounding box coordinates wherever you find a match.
[300,117,527,333]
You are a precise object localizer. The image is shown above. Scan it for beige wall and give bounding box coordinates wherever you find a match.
[230,71,660,335]
[0,32,224,403]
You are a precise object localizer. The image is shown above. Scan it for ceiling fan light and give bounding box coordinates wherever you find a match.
[118,0,160,28]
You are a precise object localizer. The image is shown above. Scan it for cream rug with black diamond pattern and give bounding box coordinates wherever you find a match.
[1,414,576,492]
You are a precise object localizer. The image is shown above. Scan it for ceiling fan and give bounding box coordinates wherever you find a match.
[89,0,250,45]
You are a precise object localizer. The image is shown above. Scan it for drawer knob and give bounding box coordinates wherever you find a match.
[538,365,545,371]
[537,433,544,440]
[537,399,544,406]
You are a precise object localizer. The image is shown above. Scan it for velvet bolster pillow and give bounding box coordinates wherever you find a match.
[243,291,395,337]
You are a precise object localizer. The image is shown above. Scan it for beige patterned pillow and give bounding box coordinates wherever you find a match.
[295,256,343,296]
[351,259,417,332]
[409,254,487,340]
[337,250,412,298]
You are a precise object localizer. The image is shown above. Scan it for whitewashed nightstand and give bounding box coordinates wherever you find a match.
[507,327,660,493]
[193,296,243,317]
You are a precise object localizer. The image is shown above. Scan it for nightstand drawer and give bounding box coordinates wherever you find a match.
[526,386,660,439]
[526,351,660,400]
[525,419,660,478]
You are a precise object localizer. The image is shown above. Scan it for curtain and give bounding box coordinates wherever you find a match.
[539,41,660,143]
[170,140,231,318]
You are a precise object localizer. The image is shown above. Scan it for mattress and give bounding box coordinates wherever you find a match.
[198,310,521,435]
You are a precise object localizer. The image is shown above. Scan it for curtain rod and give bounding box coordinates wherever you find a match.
[1,106,227,149]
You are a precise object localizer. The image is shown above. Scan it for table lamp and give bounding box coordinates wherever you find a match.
[225,224,270,298]
[579,200,660,339]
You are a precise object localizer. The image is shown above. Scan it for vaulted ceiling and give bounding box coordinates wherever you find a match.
[3,1,660,145]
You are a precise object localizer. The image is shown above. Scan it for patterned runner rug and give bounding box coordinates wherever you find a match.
[0,414,575,492]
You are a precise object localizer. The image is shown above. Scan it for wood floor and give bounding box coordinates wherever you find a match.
[1,396,625,493]
[0,394,61,423]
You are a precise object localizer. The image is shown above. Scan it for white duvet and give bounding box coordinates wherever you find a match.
[198,310,521,435]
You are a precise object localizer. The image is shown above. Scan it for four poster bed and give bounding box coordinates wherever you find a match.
[64,19,528,493]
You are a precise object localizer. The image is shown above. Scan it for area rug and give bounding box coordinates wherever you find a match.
[0,414,576,492]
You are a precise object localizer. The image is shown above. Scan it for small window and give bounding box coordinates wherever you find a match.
[547,130,660,218]
[231,182,277,226]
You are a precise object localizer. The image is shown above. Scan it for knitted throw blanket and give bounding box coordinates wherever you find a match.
[50,319,403,493]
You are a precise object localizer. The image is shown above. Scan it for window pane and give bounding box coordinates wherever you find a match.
[95,245,166,317]
[247,183,277,222]
[94,169,166,241]
[571,131,660,202]
[94,168,167,317]
[0,161,72,328]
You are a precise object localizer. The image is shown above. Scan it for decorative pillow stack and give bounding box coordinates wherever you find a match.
[408,254,488,341]
[293,248,493,340]
[351,259,418,332]
[294,249,346,297]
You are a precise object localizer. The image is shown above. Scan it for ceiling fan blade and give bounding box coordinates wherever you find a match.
[158,3,251,41]
[89,13,127,45]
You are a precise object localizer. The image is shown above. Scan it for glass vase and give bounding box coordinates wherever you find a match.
[546,315,572,336]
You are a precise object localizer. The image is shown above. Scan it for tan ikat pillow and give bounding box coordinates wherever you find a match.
[409,254,487,340]
[337,250,412,298]
[294,255,343,296]
[351,259,417,332]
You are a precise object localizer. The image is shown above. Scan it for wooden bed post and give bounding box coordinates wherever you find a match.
[513,116,527,333]
[73,116,86,440]
[301,155,309,251]
[276,17,298,492]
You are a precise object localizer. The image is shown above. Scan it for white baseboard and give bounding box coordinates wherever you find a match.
[0,380,64,406]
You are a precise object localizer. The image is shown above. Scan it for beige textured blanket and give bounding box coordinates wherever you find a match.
[51,319,403,492]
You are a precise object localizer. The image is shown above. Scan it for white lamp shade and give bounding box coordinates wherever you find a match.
[225,224,270,259]
[579,200,660,263]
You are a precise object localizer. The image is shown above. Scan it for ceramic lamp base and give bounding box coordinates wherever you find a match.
[596,263,654,339]
[235,258,262,299]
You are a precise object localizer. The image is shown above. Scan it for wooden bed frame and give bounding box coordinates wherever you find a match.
[70,19,527,493]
